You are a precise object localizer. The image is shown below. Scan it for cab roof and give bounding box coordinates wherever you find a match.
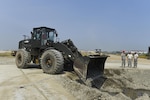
[33,26,55,31]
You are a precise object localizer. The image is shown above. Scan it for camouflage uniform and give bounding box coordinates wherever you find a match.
[121,51,126,67]
[133,53,138,68]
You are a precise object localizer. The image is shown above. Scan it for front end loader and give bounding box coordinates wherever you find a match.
[15,27,108,88]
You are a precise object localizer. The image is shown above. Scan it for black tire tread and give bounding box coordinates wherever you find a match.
[15,49,31,68]
[41,49,64,74]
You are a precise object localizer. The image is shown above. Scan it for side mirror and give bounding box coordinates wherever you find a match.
[31,32,34,39]
[56,33,58,37]
[54,30,58,37]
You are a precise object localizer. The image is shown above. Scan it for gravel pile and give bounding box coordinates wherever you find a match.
[54,69,150,100]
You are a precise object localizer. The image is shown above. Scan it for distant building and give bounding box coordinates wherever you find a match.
[120,50,147,54]
[130,50,147,54]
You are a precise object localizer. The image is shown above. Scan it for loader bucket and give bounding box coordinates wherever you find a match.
[73,55,108,88]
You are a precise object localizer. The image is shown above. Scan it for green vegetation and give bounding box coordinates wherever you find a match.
[139,54,148,59]
[0,51,12,57]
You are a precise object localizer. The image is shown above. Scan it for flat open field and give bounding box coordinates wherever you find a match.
[0,54,150,100]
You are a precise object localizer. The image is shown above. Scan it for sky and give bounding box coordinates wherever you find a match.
[0,0,150,52]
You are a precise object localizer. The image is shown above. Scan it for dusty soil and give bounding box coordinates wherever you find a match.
[0,54,150,100]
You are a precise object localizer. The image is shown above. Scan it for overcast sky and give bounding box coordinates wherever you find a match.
[0,0,150,51]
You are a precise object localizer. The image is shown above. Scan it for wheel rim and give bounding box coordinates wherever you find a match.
[45,56,53,68]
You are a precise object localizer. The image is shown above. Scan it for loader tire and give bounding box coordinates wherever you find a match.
[15,49,31,69]
[41,49,64,74]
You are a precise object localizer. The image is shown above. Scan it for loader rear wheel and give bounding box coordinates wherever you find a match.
[15,49,31,69]
[41,49,64,74]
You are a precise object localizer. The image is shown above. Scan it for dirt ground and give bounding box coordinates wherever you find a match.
[0,54,150,100]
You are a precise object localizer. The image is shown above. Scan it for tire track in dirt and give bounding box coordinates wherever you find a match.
[0,66,47,100]
[19,68,76,100]
[0,64,76,100]
[19,69,49,100]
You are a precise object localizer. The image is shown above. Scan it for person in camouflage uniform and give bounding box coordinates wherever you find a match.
[121,51,126,67]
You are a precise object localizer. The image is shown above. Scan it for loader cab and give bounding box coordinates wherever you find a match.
[31,27,58,46]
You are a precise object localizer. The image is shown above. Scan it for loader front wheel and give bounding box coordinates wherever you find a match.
[41,49,64,74]
[15,49,31,69]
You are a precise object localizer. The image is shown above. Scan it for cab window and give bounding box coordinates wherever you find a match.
[49,31,54,41]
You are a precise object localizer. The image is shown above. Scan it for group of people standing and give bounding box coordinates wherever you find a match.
[121,51,139,68]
